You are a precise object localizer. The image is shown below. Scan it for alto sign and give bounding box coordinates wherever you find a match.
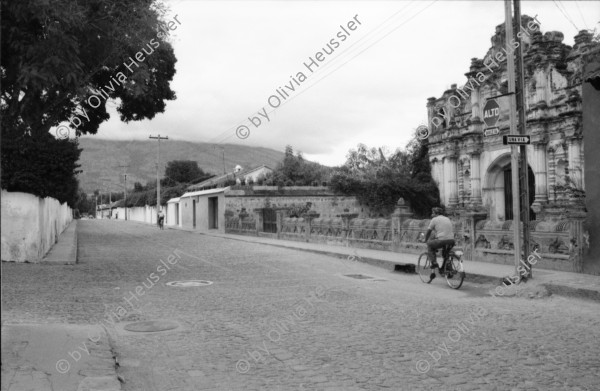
[483,98,500,128]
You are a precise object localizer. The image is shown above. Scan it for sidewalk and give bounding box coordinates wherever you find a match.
[1,323,121,391]
[165,224,600,302]
[42,220,78,265]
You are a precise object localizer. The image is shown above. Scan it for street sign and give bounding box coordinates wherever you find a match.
[503,135,531,145]
[483,98,500,128]
[484,127,499,137]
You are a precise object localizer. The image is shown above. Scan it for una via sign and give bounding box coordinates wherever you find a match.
[503,135,531,145]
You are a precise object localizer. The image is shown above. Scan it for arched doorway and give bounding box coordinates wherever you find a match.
[484,153,536,221]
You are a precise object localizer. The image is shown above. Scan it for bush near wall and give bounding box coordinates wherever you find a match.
[1,128,81,207]
[120,183,188,207]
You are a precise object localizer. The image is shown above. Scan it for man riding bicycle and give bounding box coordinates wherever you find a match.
[424,207,455,269]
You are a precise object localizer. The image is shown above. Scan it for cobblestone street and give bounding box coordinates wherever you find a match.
[2,220,599,391]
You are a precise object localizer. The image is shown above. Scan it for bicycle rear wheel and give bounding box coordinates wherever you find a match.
[417,253,434,283]
[444,255,465,289]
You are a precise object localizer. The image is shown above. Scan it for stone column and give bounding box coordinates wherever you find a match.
[436,158,445,205]
[533,142,549,204]
[276,210,284,239]
[304,211,319,241]
[471,86,481,121]
[340,212,358,246]
[547,148,556,202]
[447,156,459,206]
[469,152,482,205]
[458,160,465,204]
[568,137,583,190]
[253,208,263,236]
[391,198,413,252]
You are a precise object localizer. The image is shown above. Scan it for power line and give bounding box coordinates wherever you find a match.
[553,0,580,31]
[574,1,590,30]
[205,1,438,146]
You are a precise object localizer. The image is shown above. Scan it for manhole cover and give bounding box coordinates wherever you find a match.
[124,320,180,333]
[166,280,213,287]
[344,274,373,279]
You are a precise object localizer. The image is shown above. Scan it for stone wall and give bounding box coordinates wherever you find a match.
[226,198,587,273]
[1,190,73,262]
[224,186,373,219]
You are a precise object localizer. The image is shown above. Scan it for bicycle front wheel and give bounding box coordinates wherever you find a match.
[444,255,465,289]
[417,253,433,283]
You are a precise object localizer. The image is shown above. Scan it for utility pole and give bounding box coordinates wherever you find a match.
[222,147,226,175]
[214,145,226,174]
[505,0,521,278]
[514,0,532,278]
[149,135,168,224]
[118,165,129,221]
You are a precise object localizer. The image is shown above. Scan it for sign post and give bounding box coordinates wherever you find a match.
[505,0,521,279]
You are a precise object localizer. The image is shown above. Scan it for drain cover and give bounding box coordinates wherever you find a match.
[344,274,373,279]
[166,280,213,287]
[124,320,180,332]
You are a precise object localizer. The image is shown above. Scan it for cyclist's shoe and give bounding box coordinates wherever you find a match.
[430,262,440,270]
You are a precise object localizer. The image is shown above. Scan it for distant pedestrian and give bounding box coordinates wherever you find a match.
[158,210,165,230]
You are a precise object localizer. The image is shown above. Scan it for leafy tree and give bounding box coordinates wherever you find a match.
[133,182,144,192]
[270,145,331,186]
[330,141,439,217]
[1,128,81,205]
[162,160,211,187]
[1,0,178,137]
[1,0,178,204]
[74,190,96,215]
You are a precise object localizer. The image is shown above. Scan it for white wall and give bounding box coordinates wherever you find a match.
[1,190,72,262]
[166,202,180,227]
[114,205,161,225]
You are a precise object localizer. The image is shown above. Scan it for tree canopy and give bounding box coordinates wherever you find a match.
[330,140,440,218]
[265,145,331,186]
[1,0,178,206]
[162,160,212,187]
[1,0,178,136]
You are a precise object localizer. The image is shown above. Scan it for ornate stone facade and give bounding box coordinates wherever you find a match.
[426,16,597,224]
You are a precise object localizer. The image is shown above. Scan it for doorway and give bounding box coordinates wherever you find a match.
[503,165,536,221]
[263,208,277,233]
[192,199,196,228]
[208,197,218,229]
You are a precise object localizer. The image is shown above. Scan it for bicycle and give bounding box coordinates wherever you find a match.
[417,243,465,289]
[158,217,164,230]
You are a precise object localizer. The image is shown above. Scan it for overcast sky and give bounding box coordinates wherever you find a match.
[81,0,600,166]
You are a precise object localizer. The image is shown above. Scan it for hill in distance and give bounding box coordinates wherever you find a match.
[77,138,285,193]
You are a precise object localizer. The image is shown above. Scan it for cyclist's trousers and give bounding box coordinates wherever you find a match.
[427,239,455,263]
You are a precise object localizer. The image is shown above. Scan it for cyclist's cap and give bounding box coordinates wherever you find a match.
[432,207,443,215]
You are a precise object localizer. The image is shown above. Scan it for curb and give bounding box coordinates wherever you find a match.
[541,283,600,302]
[195,231,599,302]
